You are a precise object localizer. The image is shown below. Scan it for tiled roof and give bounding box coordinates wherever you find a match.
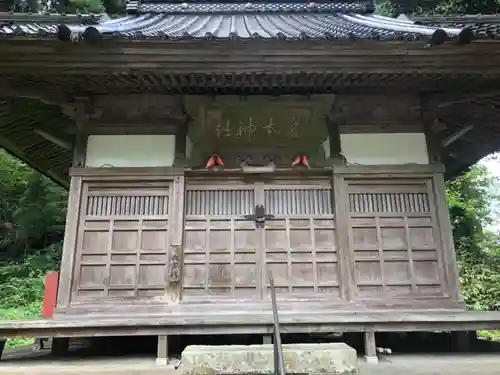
[412,14,500,39]
[51,12,472,43]
[0,2,498,44]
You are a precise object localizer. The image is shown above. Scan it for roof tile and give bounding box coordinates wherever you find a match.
[0,3,496,44]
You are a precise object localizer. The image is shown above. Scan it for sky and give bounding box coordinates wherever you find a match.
[479,154,500,231]
[481,154,500,176]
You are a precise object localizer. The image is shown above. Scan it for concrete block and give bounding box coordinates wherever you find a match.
[180,343,358,374]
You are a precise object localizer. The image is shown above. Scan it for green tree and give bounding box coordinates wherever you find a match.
[446,164,500,311]
[0,150,67,260]
[376,0,500,16]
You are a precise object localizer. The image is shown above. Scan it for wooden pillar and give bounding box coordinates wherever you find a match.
[56,176,84,308]
[432,172,462,302]
[0,339,5,360]
[421,93,442,165]
[364,332,378,364]
[57,99,88,310]
[451,331,476,352]
[156,335,169,365]
[166,175,185,304]
[73,99,89,168]
[173,117,189,167]
[51,337,69,357]
[326,117,343,165]
[332,169,355,301]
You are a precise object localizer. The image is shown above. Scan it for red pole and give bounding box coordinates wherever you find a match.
[42,272,59,319]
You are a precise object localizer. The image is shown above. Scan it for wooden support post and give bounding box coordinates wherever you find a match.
[0,339,5,360]
[72,99,90,168]
[156,335,169,365]
[451,331,475,352]
[364,332,378,364]
[421,93,442,165]
[173,117,189,167]
[166,175,185,303]
[51,337,69,357]
[333,172,355,301]
[468,330,478,349]
[263,335,272,344]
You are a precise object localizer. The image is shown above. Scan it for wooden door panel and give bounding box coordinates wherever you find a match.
[182,182,261,301]
[72,181,171,302]
[347,180,447,299]
[261,180,340,300]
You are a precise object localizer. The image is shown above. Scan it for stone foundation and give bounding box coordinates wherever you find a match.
[180,343,358,374]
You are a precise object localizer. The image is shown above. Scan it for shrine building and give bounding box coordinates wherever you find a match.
[2,0,500,364]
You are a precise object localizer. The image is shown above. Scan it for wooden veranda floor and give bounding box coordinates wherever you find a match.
[1,310,500,339]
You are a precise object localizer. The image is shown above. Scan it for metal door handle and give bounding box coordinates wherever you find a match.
[244,204,274,228]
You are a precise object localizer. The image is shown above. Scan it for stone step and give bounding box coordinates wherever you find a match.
[180,343,358,374]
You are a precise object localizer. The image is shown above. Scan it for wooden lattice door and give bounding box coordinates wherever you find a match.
[72,180,172,302]
[261,178,340,300]
[182,176,339,303]
[346,178,447,299]
[183,179,262,302]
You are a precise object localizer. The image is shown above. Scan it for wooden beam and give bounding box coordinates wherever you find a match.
[0,82,72,107]
[3,310,500,339]
[442,125,474,147]
[2,40,500,76]
[34,128,72,150]
[435,90,500,108]
[79,123,179,136]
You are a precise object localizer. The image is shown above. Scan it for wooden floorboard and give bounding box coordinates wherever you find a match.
[1,310,500,339]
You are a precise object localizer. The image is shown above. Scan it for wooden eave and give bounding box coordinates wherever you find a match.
[1,39,500,186]
[0,97,72,187]
[1,39,500,77]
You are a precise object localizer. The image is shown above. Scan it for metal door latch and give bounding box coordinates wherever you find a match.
[244,204,275,229]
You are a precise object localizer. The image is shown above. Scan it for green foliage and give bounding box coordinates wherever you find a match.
[375,0,500,16]
[0,150,67,247]
[5,0,124,14]
[0,246,60,348]
[0,150,66,347]
[446,164,500,312]
[447,165,495,250]
[0,245,60,309]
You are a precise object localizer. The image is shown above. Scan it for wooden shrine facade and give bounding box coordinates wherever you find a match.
[2,2,500,346]
[1,89,454,317]
[55,163,459,318]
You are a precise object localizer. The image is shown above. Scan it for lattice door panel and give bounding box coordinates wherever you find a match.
[183,182,261,301]
[262,180,340,300]
[347,180,446,299]
[72,181,172,301]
